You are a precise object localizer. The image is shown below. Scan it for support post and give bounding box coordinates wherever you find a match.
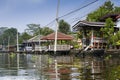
[91,28,94,50]
[92,61,95,79]
[17,30,19,70]
[17,30,19,52]
[54,0,60,80]
[82,29,86,49]
[8,36,10,51]
[38,27,41,52]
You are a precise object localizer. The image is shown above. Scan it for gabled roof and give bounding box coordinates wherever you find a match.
[116,15,120,19]
[41,32,73,40]
[75,20,105,26]
[27,35,46,42]
[99,13,120,22]
[73,20,105,30]
[73,20,118,31]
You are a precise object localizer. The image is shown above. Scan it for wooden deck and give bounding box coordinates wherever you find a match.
[48,45,71,51]
[0,45,72,53]
[33,45,71,51]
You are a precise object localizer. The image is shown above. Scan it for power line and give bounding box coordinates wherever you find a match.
[69,0,103,24]
[59,0,97,21]
[58,0,99,19]
[44,19,55,27]
[43,0,99,27]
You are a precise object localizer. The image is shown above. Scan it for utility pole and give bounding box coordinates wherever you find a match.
[54,0,60,80]
[38,27,41,52]
[8,36,10,51]
[17,30,19,70]
[17,30,19,52]
[54,0,60,53]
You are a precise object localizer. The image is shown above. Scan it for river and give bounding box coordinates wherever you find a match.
[0,52,119,80]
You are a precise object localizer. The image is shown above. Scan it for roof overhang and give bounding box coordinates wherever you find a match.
[73,21,105,31]
[99,13,120,22]
[73,20,118,31]
[41,32,73,40]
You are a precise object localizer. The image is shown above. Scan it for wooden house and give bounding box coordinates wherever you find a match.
[73,13,120,50]
[22,35,47,51]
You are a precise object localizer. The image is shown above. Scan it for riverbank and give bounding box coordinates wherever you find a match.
[0,48,120,55]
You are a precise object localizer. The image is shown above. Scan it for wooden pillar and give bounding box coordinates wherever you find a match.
[91,28,94,50]
[98,42,100,49]
[82,29,86,49]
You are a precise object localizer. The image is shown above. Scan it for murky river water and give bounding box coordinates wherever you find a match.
[0,52,120,80]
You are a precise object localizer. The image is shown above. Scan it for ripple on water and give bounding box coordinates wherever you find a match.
[0,76,40,80]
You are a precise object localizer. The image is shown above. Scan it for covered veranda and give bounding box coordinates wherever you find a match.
[41,32,73,51]
[73,20,119,50]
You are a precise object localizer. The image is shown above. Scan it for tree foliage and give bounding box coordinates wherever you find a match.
[102,65,120,80]
[40,27,54,36]
[0,28,17,45]
[101,18,114,45]
[87,1,120,21]
[111,31,120,46]
[114,7,120,13]
[58,19,71,34]
[19,32,32,44]
[26,24,54,36]
[26,24,40,36]
[101,18,114,38]
[0,27,8,35]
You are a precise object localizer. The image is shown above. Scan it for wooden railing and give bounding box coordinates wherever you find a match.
[35,46,47,51]
[48,45,71,51]
[28,45,71,51]
[93,37,107,43]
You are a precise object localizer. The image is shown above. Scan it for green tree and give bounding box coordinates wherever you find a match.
[19,32,32,44]
[113,31,120,46]
[0,28,17,45]
[102,66,120,80]
[103,1,114,11]
[0,27,8,35]
[58,19,70,34]
[40,27,54,36]
[0,27,8,44]
[101,18,114,46]
[87,1,116,22]
[26,24,54,36]
[114,6,120,13]
[32,26,54,36]
[26,24,40,36]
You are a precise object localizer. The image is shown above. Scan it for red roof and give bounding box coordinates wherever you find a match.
[116,15,120,19]
[99,13,120,22]
[41,32,73,40]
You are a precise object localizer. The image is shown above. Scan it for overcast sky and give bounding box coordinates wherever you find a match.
[0,0,119,33]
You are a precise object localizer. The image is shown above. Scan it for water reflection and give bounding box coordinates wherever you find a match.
[0,53,40,80]
[0,53,120,80]
[35,53,120,80]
